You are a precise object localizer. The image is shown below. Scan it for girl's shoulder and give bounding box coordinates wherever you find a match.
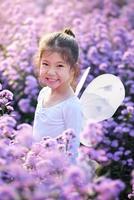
[62,96,83,118]
[37,87,48,102]
[62,95,82,110]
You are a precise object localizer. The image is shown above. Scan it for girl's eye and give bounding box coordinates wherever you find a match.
[42,63,48,66]
[57,64,64,68]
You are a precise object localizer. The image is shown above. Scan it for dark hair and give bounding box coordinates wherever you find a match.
[34,28,80,90]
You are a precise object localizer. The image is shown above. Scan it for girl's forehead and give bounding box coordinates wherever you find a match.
[42,51,60,57]
[41,51,67,63]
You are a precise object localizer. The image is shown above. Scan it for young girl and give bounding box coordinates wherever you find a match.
[32,28,83,161]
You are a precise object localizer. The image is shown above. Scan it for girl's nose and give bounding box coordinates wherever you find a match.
[47,67,56,75]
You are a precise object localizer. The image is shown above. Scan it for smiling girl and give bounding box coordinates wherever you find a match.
[32,28,83,161]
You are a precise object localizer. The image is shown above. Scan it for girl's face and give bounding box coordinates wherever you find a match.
[39,51,74,91]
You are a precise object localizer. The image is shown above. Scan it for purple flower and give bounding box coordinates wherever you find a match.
[18,99,31,113]
[111,140,119,148]
[129,130,134,137]
[94,178,125,200]
[65,165,88,189]
[0,90,13,101]
[15,123,33,148]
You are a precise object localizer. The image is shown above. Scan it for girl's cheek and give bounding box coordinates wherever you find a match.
[40,67,46,73]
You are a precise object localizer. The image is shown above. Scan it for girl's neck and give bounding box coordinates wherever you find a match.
[43,85,75,108]
[49,85,74,98]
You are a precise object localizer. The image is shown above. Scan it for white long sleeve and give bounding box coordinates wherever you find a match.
[32,87,83,162]
[62,98,83,162]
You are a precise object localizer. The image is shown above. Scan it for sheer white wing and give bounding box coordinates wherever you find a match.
[79,73,125,146]
[75,67,90,96]
[80,73,125,124]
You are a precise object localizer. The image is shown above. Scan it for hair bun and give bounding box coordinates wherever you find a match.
[63,28,75,38]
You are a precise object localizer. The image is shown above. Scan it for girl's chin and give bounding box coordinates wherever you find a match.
[39,80,60,89]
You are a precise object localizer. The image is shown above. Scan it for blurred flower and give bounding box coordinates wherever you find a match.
[18,99,31,113]
[94,177,125,200]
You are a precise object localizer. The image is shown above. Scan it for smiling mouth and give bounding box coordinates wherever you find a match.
[46,78,58,82]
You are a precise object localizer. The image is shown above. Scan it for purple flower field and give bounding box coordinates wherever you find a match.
[0,0,134,199]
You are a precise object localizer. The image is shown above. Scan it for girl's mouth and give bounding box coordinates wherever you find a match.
[46,78,58,82]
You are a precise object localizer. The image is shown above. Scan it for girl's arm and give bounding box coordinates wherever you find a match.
[63,103,83,136]
[63,100,83,162]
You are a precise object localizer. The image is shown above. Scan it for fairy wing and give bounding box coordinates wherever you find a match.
[75,67,91,97]
[80,73,125,124]
[79,73,125,147]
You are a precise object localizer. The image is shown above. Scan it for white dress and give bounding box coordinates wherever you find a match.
[33,87,83,161]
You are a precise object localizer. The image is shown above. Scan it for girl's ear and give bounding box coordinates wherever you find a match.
[70,67,75,77]
[69,68,74,83]
[70,64,80,91]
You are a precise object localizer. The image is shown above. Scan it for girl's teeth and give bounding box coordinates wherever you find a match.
[47,78,57,81]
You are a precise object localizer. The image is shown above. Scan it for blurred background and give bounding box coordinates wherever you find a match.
[0,0,134,199]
